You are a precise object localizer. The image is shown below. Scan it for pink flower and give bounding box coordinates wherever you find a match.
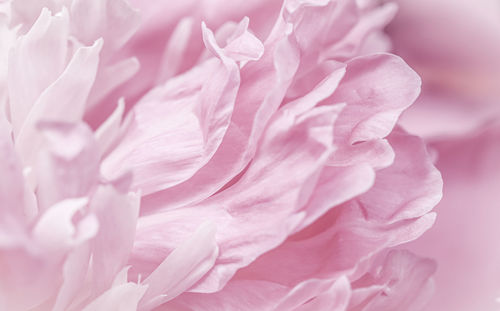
[0,0,442,310]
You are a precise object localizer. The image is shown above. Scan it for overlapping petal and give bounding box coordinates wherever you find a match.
[0,0,444,310]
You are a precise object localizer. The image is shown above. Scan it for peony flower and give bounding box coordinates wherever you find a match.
[385,1,500,310]
[0,0,442,310]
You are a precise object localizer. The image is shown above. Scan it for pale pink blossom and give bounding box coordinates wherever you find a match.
[0,0,442,310]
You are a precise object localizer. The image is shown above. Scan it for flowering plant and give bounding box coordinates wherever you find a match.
[0,0,442,310]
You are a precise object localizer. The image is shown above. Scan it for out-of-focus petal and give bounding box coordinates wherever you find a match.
[70,0,140,59]
[0,115,28,233]
[16,39,102,170]
[35,122,100,211]
[406,123,500,311]
[389,0,500,139]
[89,185,140,295]
[81,274,147,311]
[94,99,126,156]
[32,198,97,255]
[8,7,68,134]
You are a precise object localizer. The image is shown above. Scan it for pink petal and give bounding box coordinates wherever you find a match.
[53,243,92,311]
[0,116,28,233]
[70,0,140,59]
[94,99,126,156]
[140,7,301,211]
[32,198,97,255]
[328,53,421,168]
[35,122,100,211]
[89,185,140,295]
[358,129,443,222]
[8,7,69,135]
[103,20,263,196]
[169,277,351,311]
[349,250,436,311]
[81,282,147,311]
[322,2,397,60]
[138,222,219,310]
[16,38,102,170]
[132,102,342,293]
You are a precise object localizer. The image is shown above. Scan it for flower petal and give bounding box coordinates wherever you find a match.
[16,39,102,170]
[8,7,69,134]
[328,53,421,168]
[138,222,219,310]
[89,185,140,295]
[35,122,100,211]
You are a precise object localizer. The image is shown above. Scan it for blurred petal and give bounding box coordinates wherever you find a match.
[16,39,102,169]
[8,7,68,134]
[35,122,100,211]
[70,0,140,58]
[89,185,140,295]
[407,124,500,311]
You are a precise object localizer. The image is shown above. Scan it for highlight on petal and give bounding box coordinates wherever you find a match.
[32,197,97,255]
[8,7,69,134]
[15,38,102,170]
[89,185,140,295]
[138,222,219,310]
[103,20,265,196]
[0,0,447,310]
[138,7,301,211]
[130,101,344,294]
[70,0,140,58]
[328,53,421,168]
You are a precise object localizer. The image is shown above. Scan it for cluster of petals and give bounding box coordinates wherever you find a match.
[0,0,442,310]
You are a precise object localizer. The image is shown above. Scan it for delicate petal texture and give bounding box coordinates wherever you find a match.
[139,222,219,310]
[358,129,443,222]
[102,21,255,194]
[328,54,421,168]
[0,0,445,310]
[138,14,301,211]
[131,101,343,292]
[348,250,436,311]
